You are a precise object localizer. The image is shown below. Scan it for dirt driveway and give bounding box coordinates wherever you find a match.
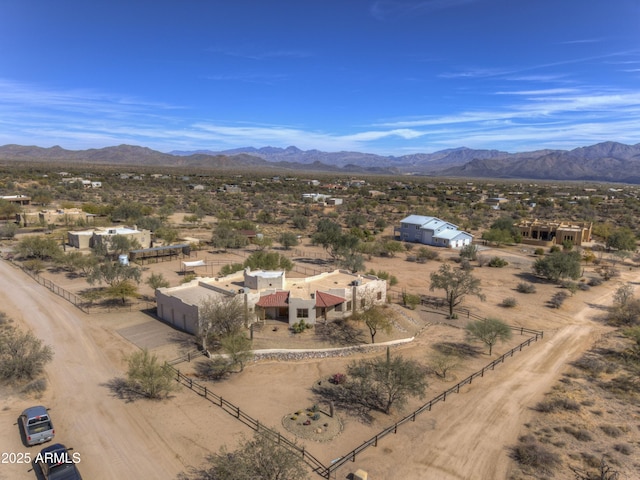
[0,260,241,480]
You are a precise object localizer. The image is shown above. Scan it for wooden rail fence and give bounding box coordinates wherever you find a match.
[168,324,543,478]
[167,363,327,475]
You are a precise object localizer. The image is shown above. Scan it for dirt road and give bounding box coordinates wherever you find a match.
[343,290,614,479]
[0,260,234,480]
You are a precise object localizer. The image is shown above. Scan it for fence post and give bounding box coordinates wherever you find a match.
[204,386,207,398]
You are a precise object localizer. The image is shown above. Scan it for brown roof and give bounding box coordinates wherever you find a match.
[315,291,345,308]
[256,291,289,307]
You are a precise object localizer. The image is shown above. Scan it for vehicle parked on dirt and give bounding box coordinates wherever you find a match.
[35,443,82,480]
[20,406,55,446]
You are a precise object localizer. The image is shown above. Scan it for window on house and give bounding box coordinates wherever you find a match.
[296,308,309,318]
[360,299,366,308]
[377,291,382,300]
[335,303,343,312]
[346,301,352,310]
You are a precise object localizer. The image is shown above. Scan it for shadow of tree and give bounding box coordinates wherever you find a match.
[311,381,376,424]
[315,319,366,346]
[102,377,145,403]
[433,341,483,358]
[193,358,233,381]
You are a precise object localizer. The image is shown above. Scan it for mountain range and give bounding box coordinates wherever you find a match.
[2,141,640,183]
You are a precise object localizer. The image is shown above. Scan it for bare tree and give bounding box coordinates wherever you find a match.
[570,456,619,480]
[427,351,460,379]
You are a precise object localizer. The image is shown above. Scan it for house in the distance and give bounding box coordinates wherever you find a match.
[67,225,152,250]
[395,214,472,248]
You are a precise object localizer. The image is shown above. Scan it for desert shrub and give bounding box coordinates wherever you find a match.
[417,247,439,262]
[330,373,347,385]
[488,256,508,268]
[599,425,624,438]
[562,281,579,295]
[573,355,608,376]
[535,397,581,413]
[516,282,537,294]
[549,291,569,309]
[577,282,590,291]
[613,443,633,455]
[291,319,311,333]
[588,277,604,287]
[550,245,561,253]
[460,258,473,271]
[402,291,421,310]
[511,436,561,473]
[563,426,593,441]
[596,264,620,281]
[534,248,545,256]
[406,255,417,262]
[21,378,48,395]
[501,297,518,308]
[312,413,321,421]
[602,374,639,396]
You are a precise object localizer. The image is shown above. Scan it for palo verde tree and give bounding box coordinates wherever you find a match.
[0,313,53,382]
[532,250,581,283]
[125,348,175,399]
[243,250,293,272]
[606,227,637,252]
[220,333,253,372]
[146,272,170,290]
[355,300,392,344]
[348,348,428,414]
[465,317,512,355]
[198,295,245,353]
[429,263,485,318]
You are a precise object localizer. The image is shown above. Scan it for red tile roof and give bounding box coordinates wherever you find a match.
[315,291,345,308]
[256,291,289,307]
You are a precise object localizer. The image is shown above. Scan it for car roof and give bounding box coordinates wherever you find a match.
[40,443,67,454]
[22,405,48,417]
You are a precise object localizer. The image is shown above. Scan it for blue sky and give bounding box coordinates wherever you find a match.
[1,0,639,155]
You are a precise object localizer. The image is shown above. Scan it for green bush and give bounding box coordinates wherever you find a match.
[488,256,508,268]
[501,297,517,308]
[516,282,536,294]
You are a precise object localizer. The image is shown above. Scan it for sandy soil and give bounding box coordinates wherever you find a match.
[0,242,632,480]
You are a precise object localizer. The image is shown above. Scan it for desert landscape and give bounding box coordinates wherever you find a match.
[1,232,638,479]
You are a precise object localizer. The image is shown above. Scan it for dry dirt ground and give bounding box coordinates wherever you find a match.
[0,240,637,479]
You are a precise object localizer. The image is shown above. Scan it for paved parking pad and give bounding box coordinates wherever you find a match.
[117,320,192,352]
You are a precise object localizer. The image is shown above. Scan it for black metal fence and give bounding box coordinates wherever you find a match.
[20,266,89,313]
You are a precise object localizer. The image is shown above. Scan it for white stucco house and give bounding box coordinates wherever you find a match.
[394,214,473,248]
[155,268,387,335]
